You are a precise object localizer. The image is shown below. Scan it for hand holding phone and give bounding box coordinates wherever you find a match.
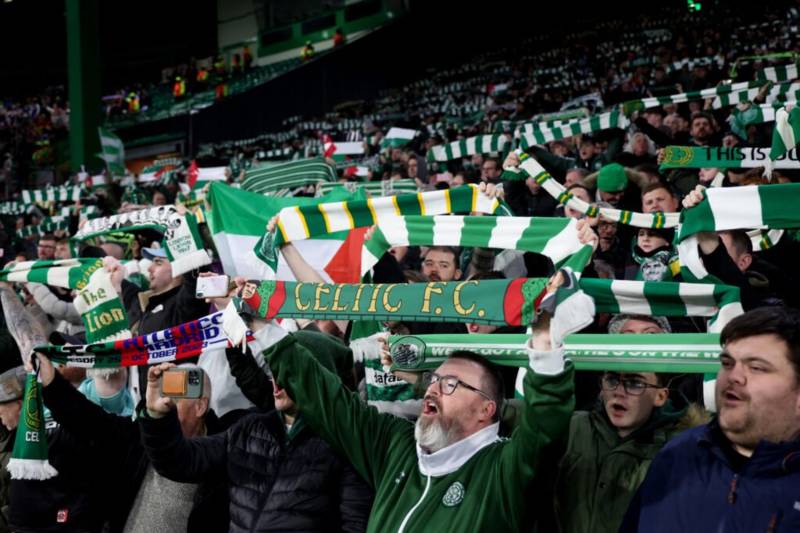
[160,367,205,399]
[196,274,230,299]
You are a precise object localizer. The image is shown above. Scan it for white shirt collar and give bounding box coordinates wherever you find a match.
[416,422,500,477]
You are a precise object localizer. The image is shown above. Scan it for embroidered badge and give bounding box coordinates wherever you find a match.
[442,481,465,507]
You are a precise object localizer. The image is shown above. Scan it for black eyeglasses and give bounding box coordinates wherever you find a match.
[601,374,663,396]
[429,373,493,402]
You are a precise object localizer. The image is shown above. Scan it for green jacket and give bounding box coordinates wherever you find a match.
[264,333,575,533]
[554,402,686,533]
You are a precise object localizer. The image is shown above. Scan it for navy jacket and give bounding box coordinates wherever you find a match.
[620,420,800,532]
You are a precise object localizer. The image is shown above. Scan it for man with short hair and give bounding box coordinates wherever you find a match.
[553,313,700,533]
[621,306,800,532]
[689,111,718,147]
[480,158,501,184]
[420,246,462,282]
[36,234,57,260]
[641,183,679,214]
[243,288,578,531]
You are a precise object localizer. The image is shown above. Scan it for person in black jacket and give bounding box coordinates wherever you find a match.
[28,353,228,533]
[105,249,210,402]
[140,333,373,533]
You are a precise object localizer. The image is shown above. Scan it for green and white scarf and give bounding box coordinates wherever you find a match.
[228,277,740,332]
[0,259,131,343]
[767,106,800,175]
[241,157,338,194]
[0,200,35,215]
[259,185,501,273]
[517,110,629,147]
[758,62,799,83]
[21,185,85,205]
[72,206,211,277]
[426,135,512,162]
[659,145,800,169]
[512,153,681,228]
[8,371,58,480]
[16,217,69,239]
[361,215,591,276]
[388,332,722,373]
[677,183,800,279]
[621,80,764,114]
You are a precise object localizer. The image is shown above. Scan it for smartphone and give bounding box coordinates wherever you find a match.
[161,367,205,399]
[196,274,230,298]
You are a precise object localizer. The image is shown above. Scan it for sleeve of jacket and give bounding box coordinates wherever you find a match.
[27,283,82,325]
[174,271,212,322]
[528,145,574,180]
[121,279,143,322]
[338,458,373,533]
[498,345,575,500]
[599,128,625,165]
[139,409,228,483]
[699,243,755,308]
[261,325,411,488]
[633,116,674,148]
[42,371,135,445]
[618,438,678,532]
[225,345,274,411]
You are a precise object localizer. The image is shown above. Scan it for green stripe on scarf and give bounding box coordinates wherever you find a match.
[232,277,741,331]
[512,154,681,228]
[8,372,58,480]
[241,157,338,194]
[517,110,628,147]
[362,215,590,276]
[427,135,512,162]
[388,333,721,373]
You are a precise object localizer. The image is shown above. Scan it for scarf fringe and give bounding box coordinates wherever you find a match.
[8,458,58,480]
[170,249,212,277]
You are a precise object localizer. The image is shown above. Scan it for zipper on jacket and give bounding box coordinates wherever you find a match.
[397,475,431,533]
[727,474,738,504]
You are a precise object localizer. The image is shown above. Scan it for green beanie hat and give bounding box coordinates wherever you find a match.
[597,163,628,192]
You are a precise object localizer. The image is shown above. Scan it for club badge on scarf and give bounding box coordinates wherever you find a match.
[8,371,57,480]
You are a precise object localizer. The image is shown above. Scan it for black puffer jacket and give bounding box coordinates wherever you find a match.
[140,409,372,532]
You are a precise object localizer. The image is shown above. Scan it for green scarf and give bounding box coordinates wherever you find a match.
[8,371,58,480]
[659,145,800,170]
[388,333,721,373]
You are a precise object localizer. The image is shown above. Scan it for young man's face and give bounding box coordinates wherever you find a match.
[37,238,56,260]
[601,372,668,438]
[421,250,461,282]
[147,257,176,293]
[637,229,669,253]
[716,333,800,454]
[642,188,679,213]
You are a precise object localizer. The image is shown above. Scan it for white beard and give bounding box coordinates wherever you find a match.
[415,415,456,454]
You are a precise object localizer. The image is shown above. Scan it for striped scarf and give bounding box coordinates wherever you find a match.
[259,185,502,273]
[768,107,800,174]
[677,183,800,279]
[517,110,629,147]
[388,332,721,374]
[758,62,799,83]
[622,81,764,114]
[229,276,740,332]
[72,206,211,277]
[241,157,338,194]
[0,259,131,343]
[361,215,591,277]
[658,145,800,169]
[21,185,85,205]
[16,217,69,239]
[426,135,512,162]
[513,154,681,228]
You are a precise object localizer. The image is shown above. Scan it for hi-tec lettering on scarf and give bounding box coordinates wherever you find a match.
[506,153,681,228]
[72,205,211,277]
[389,333,722,373]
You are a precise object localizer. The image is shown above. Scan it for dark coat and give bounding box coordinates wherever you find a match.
[34,372,227,533]
[139,409,373,532]
[620,420,800,532]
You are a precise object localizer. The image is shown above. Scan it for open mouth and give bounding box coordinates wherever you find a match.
[723,390,744,404]
[467,324,480,333]
[422,398,439,416]
[609,402,628,417]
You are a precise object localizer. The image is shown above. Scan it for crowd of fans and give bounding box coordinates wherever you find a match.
[0,2,798,532]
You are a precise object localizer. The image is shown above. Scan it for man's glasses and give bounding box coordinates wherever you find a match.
[428,373,493,402]
[601,374,663,396]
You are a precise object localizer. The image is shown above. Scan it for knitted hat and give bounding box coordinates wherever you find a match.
[608,314,672,334]
[597,163,628,192]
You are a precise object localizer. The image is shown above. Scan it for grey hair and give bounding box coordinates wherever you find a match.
[607,314,671,334]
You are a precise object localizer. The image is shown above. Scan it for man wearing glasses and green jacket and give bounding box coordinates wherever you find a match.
[240,300,580,532]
